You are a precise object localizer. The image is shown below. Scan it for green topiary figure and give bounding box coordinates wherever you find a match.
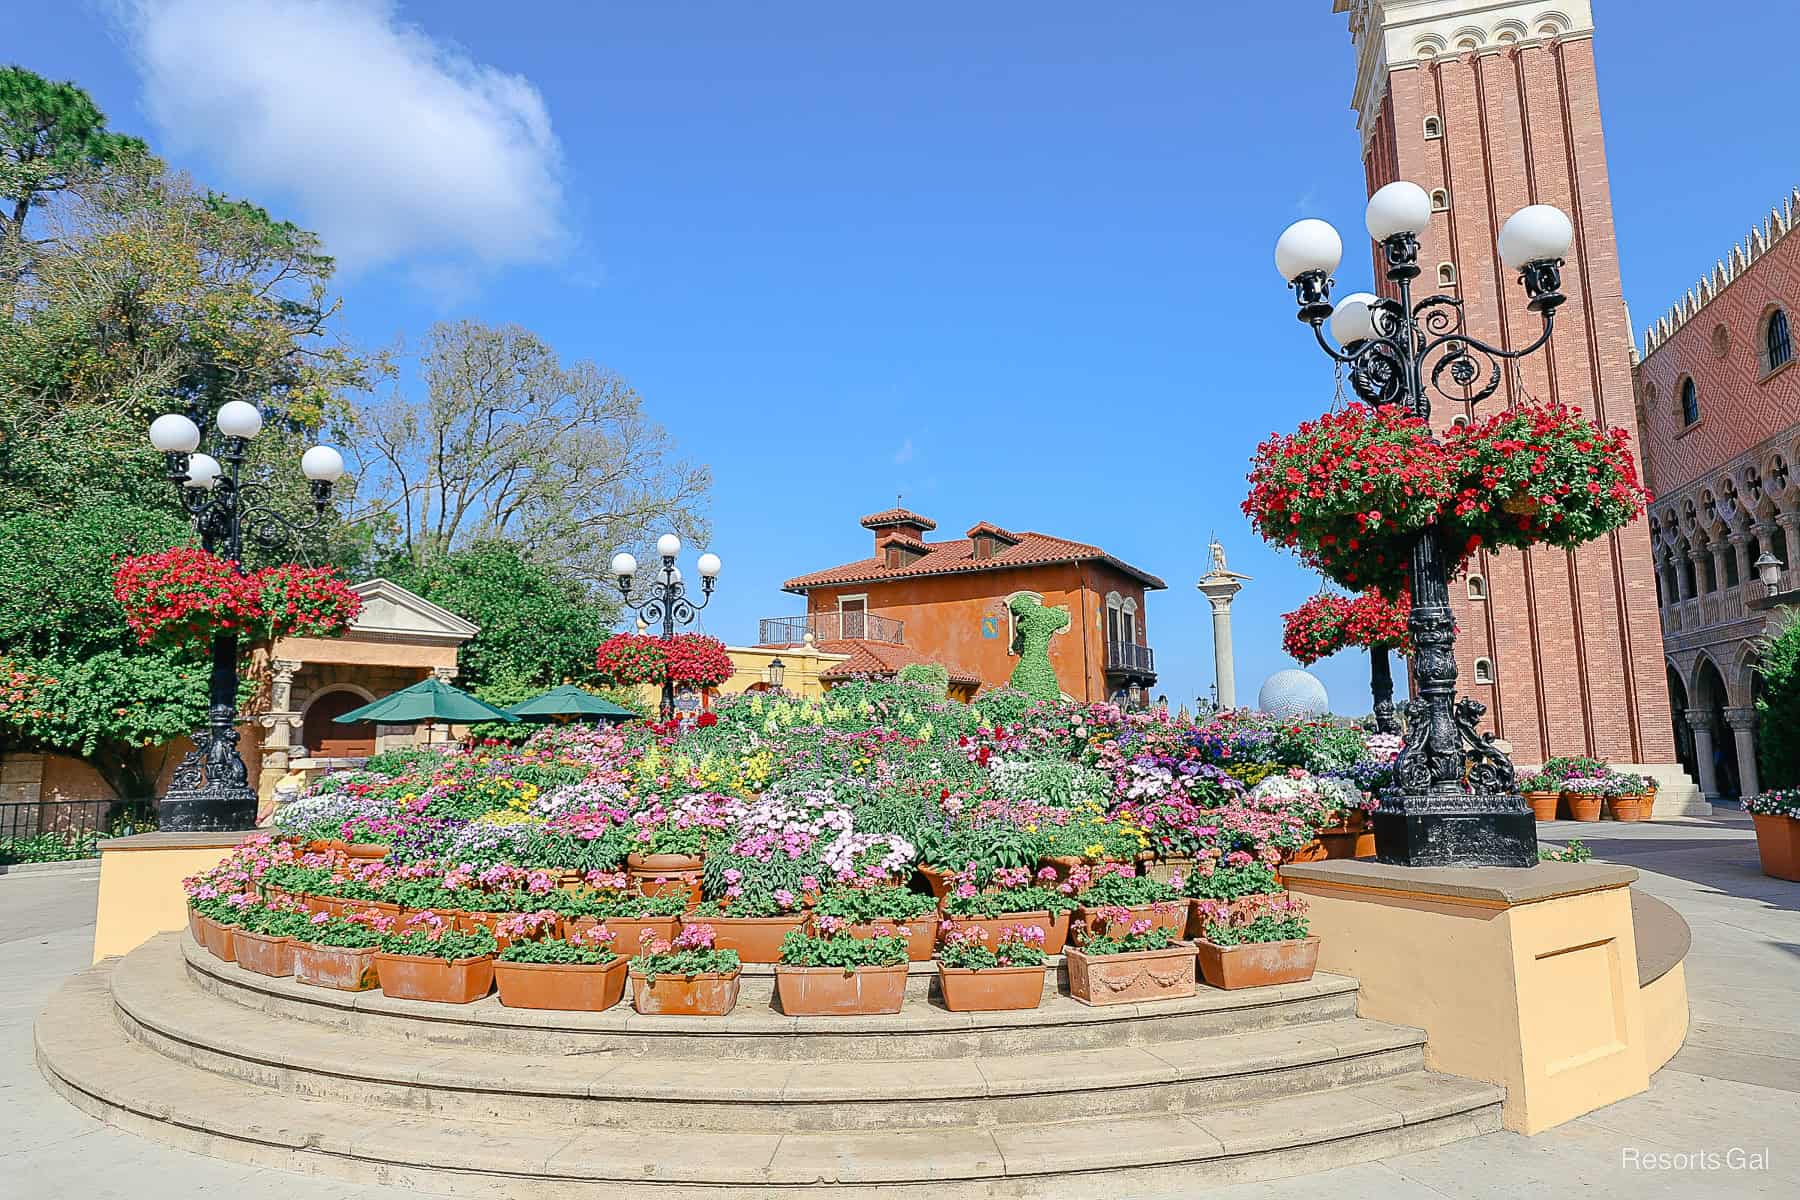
[896,661,950,697]
[1007,594,1070,701]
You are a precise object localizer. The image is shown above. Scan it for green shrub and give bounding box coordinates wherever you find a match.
[1758,611,1800,790]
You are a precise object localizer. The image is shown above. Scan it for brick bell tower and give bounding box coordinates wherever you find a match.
[1331,1,1686,785]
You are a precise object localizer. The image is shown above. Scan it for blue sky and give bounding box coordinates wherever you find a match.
[14,1,1796,710]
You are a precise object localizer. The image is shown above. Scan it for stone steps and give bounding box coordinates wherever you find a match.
[181,935,1366,1059]
[39,955,1505,1198]
[117,941,1428,1132]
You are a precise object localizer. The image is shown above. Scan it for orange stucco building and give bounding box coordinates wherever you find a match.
[766,509,1165,705]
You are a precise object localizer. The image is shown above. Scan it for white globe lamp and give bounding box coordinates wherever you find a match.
[300,445,345,482]
[1365,181,1433,242]
[216,400,264,440]
[1274,219,1343,283]
[696,552,721,579]
[183,453,222,490]
[1330,292,1381,346]
[1497,204,1574,270]
[149,413,201,453]
[656,533,682,559]
[611,552,638,579]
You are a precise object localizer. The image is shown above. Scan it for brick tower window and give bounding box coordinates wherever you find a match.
[1437,263,1457,287]
[1467,574,1487,600]
[1423,115,1443,140]
[1474,658,1495,685]
[1765,308,1793,374]
[1430,188,1450,212]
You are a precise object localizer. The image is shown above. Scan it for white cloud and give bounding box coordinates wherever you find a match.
[893,438,914,465]
[122,0,567,276]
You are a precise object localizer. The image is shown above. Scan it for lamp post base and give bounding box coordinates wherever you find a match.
[158,786,258,833]
[1373,801,1538,868]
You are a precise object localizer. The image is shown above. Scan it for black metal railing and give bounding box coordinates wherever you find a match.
[758,612,906,646]
[0,798,156,842]
[1105,640,1156,676]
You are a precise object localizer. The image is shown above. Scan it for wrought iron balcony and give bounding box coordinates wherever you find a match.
[757,611,905,647]
[1105,639,1156,677]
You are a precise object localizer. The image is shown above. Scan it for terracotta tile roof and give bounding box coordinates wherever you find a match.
[964,521,1020,543]
[785,529,1167,592]
[860,508,937,531]
[815,639,982,685]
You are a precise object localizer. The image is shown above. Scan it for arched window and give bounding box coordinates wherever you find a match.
[1466,574,1487,600]
[1473,658,1495,685]
[1680,377,1700,426]
[1423,116,1443,140]
[1430,188,1450,212]
[1438,262,1458,287]
[1766,309,1793,373]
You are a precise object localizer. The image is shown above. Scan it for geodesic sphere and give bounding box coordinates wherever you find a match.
[1259,669,1329,719]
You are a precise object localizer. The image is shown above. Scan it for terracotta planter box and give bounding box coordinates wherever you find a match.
[494,956,627,1011]
[629,969,741,1017]
[1317,824,1376,860]
[1042,909,1071,955]
[1752,813,1800,882]
[842,918,938,962]
[1195,936,1321,990]
[199,916,237,962]
[1524,791,1561,822]
[343,843,389,860]
[1606,794,1652,822]
[1037,855,1132,885]
[688,912,807,963]
[1065,942,1196,1007]
[937,963,1046,1012]
[305,839,346,855]
[1183,894,1288,939]
[1071,902,1186,945]
[1564,792,1603,822]
[458,909,560,949]
[261,885,291,908]
[187,907,205,945]
[567,914,681,957]
[935,909,1052,950]
[292,942,379,991]
[775,962,909,1016]
[373,952,495,1004]
[1137,855,1195,885]
[1280,840,1329,865]
[627,853,703,906]
[232,929,294,977]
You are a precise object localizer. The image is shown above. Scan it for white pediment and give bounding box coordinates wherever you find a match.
[348,578,480,643]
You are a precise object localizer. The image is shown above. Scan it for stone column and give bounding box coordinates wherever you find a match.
[1676,550,1695,601]
[1724,706,1761,801]
[1728,531,1750,589]
[258,659,303,767]
[1685,708,1720,799]
[1778,510,1800,571]
[1197,563,1249,711]
[1709,542,1730,594]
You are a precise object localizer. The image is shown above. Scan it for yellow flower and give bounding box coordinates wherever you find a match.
[1084,843,1106,857]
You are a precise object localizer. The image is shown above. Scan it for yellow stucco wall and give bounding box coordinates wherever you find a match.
[92,833,251,963]
[1282,864,1656,1135]
[1641,961,1690,1075]
[722,646,850,699]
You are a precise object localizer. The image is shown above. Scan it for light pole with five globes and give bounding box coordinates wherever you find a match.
[611,535,722,722]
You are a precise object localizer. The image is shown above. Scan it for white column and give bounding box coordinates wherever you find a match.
[1209,597,1239,710]
[1725,706,1761,801]
[1686,708,1720,799]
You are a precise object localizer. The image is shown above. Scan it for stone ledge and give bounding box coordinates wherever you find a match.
[99,831,258,853]
[1279,859,1637,908]
[1631,892,1691,987]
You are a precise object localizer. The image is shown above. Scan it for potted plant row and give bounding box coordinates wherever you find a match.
[809,884,940,961]
[372,913,498,1004]
[683,890,808,963]
[1066,864,1185,944]
[1192,893,1319,990]
[936,924,1048,1012]
[937,865,1076,953]
[1745,788,1800,882]
[628,923,743,1016]
[494,926,628,1011]
[1178,859,1286,936]
[773,921,911,1016]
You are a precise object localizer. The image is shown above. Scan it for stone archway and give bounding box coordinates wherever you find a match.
[300,686,377,759]
[1690,655,1736,799]
[1666,664,1695,784]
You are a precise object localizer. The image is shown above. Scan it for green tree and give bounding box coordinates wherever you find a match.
[1756,610,1800,789]
[386,540,617,692]
[0,502,209,800]
[0,66,150,306]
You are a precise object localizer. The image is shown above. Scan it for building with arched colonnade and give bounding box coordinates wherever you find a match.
[1635,185,1800,802]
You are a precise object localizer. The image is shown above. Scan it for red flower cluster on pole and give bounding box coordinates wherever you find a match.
[1280,592,1413,666]
[114,549,362,652]
[1246,401,1650,595]
[596,632,734,689]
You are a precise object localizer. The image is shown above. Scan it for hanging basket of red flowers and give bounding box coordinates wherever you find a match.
[664,633,734,689]
[1243,403,1453,599]
[114,548,263,651]
[252,565,363,642]
[1280,591,1412,666]
[1441,402,1650,554]
[596,633,669,686]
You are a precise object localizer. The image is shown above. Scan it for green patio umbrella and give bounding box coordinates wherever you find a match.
[333,677,517,725]
[505,684,639,723]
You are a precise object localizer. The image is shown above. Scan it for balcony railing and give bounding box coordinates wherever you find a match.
[1105,640,1156,676]
[758,612,905,647]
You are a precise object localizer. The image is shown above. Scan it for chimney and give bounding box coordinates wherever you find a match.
[860,507,937,556]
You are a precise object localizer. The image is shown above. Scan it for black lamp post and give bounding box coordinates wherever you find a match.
[611,535,721,721]
[148,401,346,832]
[1275,181,1576,867]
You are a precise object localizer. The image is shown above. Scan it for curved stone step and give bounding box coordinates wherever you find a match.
[39,960,1505,1198]
[118,942,1427,1131]
[178,934,1363,1060]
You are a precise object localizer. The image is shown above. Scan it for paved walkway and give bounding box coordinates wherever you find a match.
[4,815,1795,1198]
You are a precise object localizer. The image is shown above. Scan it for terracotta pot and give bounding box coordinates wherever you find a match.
[187,907,205,944]
[1564,792,1603,822]
[629,969,741,1016]
[935,909,1052,949]
[1280,840,1329,865]
[1608,793,1653,822]
[1038,855,1132,885]
[232,928,294,977]
[298,893,336,918]
[1065,942,1196,1006]
[626,853,704,905]
[937,963,1046,1012]
[1524,791,1561,822]
[355,900,402,922]
[687,912,807,963]
[918,865,954,900]
[1195,936,1321,990]
[1183,894,1289,939]
[458,909,559,950]
[775,962,909,1016]
[1042,909,1072,955]
[1071,902,1187,945]
[262,885,291,908]
[304,839,343,855]
[1752,813,1800,882]
[567,914,681,957]
[494,956,627,1011]
[292,942,379,991]
[1137,855,1196,885]
[343,843,389,860]
[842,918,938,962]
[373,952,495,1004]
[200,916,237,962]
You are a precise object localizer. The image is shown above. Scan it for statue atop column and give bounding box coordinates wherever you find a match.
[1197,535,1252,710]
